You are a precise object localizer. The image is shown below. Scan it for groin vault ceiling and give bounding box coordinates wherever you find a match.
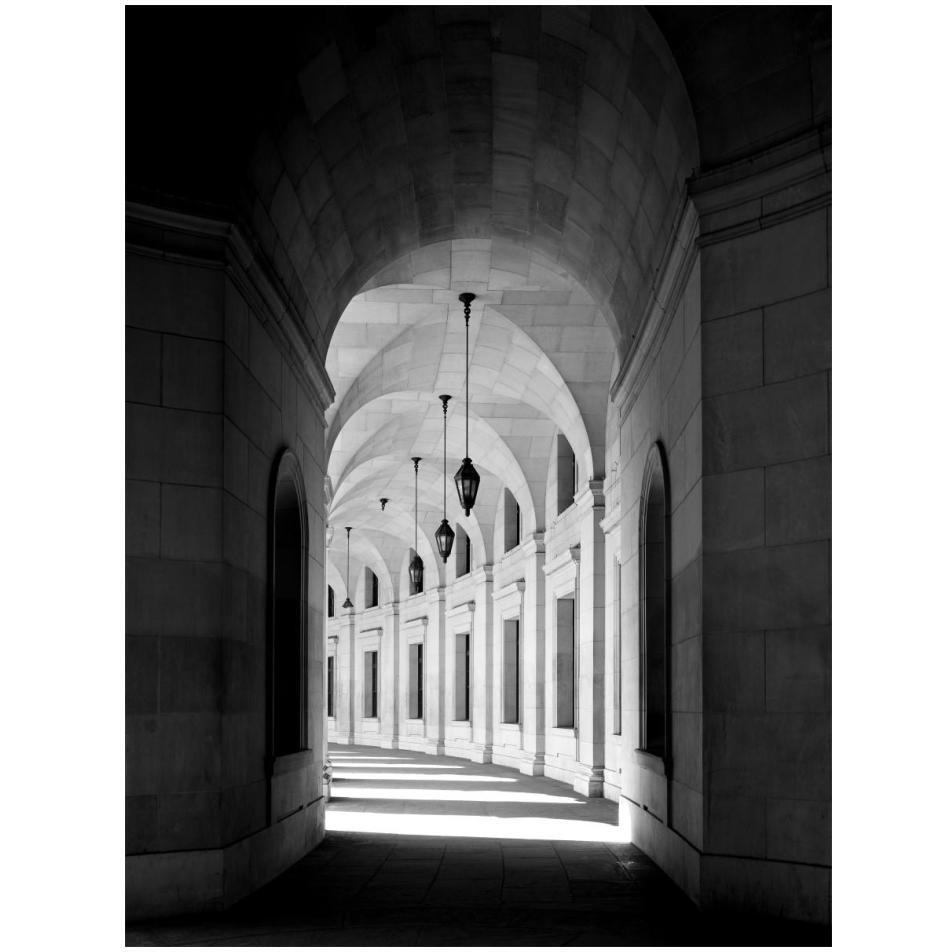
[325,238,615,597]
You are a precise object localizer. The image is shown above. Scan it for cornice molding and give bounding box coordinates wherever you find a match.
[574,479,605,513]
[492,578,526,603]
[126,201,336,414]
[469,565,494,587]
[690,124,831,246]
[519,531,546,558]
[447,600,476,620]
[543,545,581,579]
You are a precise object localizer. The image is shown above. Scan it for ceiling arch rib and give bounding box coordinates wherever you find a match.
[327,239,614,477]
[327,523,435,603]
[331,534,395,607]
[331,493,491,577]
[328,448,498,571]
[324,238,626,591]
[327,295,594,479]
[329,395,544,530]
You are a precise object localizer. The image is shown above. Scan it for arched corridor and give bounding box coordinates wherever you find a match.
[126,745,830,947]
[126,4,832,933]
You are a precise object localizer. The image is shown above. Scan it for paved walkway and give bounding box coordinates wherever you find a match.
[126,744,831,946]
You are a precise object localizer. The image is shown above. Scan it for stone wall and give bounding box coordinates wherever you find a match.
[611,205,704,903]
[694,129,832,922]
[126,210,331,918]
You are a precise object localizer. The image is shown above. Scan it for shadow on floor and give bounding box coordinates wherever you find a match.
[126,744,831,947]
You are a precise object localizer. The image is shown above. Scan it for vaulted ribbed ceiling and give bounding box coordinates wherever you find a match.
[325,238,615,599]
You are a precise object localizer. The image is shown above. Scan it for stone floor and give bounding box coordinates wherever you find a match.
[126,744,831,947]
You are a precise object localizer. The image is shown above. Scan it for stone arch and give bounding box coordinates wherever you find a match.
[326,527,397,608]
[234,6,698,359]
[329,400,538,535]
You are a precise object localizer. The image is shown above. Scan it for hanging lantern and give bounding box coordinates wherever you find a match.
[341,526,354,610]
[434,394,455,562]
[409,457,424,593]
[454,292,481,516]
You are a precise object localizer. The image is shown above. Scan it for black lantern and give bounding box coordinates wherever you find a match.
[434,394,455,562]
[409,457,424,593]
[341,526,354,610]
[455,458,480,518]
[454,292,481,516]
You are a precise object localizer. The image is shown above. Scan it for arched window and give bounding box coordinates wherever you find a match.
[504,489,520,552]
[639,442,669,759]
[270,449,308,757]
[364,567,378,608]
[327,585,335,618]
[455,524,471,577]
[556,433,576,514]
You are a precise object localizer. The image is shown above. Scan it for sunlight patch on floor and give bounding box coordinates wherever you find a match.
[332,771,516,782]
[329,755,415,761]
[332,786,581,804]
[330,763,466,770]
[327,809,628,842]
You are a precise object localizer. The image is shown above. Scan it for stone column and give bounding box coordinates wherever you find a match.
[599,499,624,802]
[426,586,447,754]
[576,480,606,793]
[520,532,546,775]
[469,565,494,763]
[339,608,356,744]
[385,600,400,749]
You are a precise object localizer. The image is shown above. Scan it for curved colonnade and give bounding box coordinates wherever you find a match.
[125,4,831,926]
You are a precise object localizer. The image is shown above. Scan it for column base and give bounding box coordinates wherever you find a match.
[543,755,604,797]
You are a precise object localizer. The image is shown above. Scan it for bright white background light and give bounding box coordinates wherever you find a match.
[333,771,515,782]
[332,786,580,804]
[327,810,628,843]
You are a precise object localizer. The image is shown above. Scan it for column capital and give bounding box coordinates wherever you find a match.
[492,578,526,602]
[447,599,476,621]
[544,545,581,580]
[574,479,605,513]
[469,564,494,586]
[520,530,546,557]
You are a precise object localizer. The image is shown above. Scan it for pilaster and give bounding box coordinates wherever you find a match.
[575,479,606,786]
[469,565,495,763]
[520,532,547,773]
[341,611,356,744]
[426,587,447,755]
[384,600,401,748]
